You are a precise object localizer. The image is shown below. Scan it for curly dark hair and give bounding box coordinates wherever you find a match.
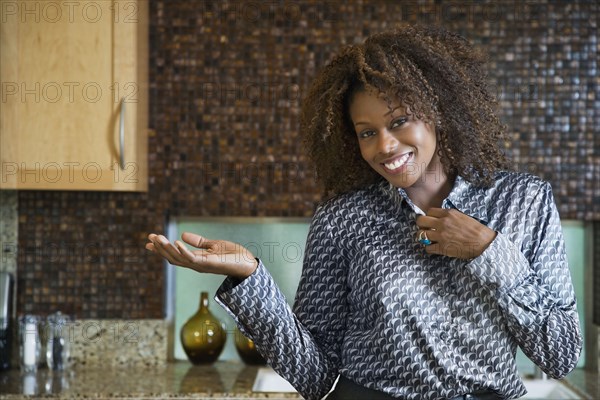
[301,25,510,197]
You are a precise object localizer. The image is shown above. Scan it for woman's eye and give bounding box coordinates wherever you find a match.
[391,117,408,129]
[358,130,375,139]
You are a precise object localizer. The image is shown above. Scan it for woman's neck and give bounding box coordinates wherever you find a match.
[404,172,455,213]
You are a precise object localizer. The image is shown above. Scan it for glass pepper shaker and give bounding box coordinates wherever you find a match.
[45,312,71,371]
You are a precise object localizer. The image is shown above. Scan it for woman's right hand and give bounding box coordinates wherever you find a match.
[146,232,258,280]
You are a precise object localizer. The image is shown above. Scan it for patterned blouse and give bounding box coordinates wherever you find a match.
[216,171,582,400]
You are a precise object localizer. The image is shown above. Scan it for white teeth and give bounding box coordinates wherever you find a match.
[384,153,411,170]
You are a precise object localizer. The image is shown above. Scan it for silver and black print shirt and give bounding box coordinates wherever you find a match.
[216,171,582,400]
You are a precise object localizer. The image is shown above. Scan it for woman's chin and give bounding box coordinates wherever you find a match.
[382,174,415,189]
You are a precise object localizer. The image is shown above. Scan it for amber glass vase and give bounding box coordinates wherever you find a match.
[180,292,226,364]
[234,327,266,365]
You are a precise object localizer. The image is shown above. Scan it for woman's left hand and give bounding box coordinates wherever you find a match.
[415,208,497,259]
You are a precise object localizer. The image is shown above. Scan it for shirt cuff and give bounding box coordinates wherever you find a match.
[214,259,288,339]
[466,232,531,293]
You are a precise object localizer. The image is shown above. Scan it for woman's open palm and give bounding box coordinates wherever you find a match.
[146,232,258,280]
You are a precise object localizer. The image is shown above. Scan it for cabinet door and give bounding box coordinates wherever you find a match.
[0,0,147,191]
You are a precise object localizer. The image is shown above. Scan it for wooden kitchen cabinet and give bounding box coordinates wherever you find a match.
[0,0,148,191]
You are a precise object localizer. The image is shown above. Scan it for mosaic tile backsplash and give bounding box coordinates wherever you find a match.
[0,191,17,275]
[15,0,600,318]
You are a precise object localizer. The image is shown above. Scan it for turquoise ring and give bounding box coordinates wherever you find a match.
[418,231,432,246]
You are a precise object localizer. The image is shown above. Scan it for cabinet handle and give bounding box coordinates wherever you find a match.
[119,97,126,170]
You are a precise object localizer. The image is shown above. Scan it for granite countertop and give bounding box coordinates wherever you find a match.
[0,361,301,399]
[0,362,598,399]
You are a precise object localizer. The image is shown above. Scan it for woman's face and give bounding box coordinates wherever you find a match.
[349,90,443,190]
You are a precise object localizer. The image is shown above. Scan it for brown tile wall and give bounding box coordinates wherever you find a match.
[16,0,600,318]
[594,222,600,325]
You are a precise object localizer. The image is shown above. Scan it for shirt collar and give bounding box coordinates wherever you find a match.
[393,175,489,225]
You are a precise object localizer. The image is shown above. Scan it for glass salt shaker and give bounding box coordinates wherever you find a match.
[46,311,71,371]
[19,315,41,373]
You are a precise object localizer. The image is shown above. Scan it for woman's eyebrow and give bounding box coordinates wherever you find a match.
[388,105,408,115]
[353,107,408,126]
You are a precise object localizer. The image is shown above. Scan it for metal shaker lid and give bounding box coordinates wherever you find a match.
[47,311,71,325]
[0,272,13,330]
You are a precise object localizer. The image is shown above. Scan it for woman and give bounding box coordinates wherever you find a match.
[146,25,582,400]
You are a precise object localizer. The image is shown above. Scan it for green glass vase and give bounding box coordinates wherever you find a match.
[180,292,226,364]
[234,327,266,365]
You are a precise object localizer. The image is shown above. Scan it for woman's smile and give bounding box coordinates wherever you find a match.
[381,151,413,174]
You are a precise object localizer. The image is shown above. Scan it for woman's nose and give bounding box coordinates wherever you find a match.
[376,129,398,154]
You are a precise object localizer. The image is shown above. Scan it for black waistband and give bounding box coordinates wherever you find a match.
[326,375,503,400]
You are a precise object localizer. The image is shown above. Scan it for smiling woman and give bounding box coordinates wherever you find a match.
[349,91,442,211]
[350,90,438,195]
[147,25,582,400]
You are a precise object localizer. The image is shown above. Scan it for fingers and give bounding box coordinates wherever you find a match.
[147,233,216,267]
[159,236,187,263]
[416,228,439,242]
[147,234,188,266]
[181,232,218,249]
[415,213,439,245]
[175,240,209,263]
[424,207,448,218]
[416,208,462,227]
[414,209,493,259]
[416,209,458,242]
[415,215,438,230]
[149,235,173,260]
[146,234,159,252]
[174,240,194,260]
